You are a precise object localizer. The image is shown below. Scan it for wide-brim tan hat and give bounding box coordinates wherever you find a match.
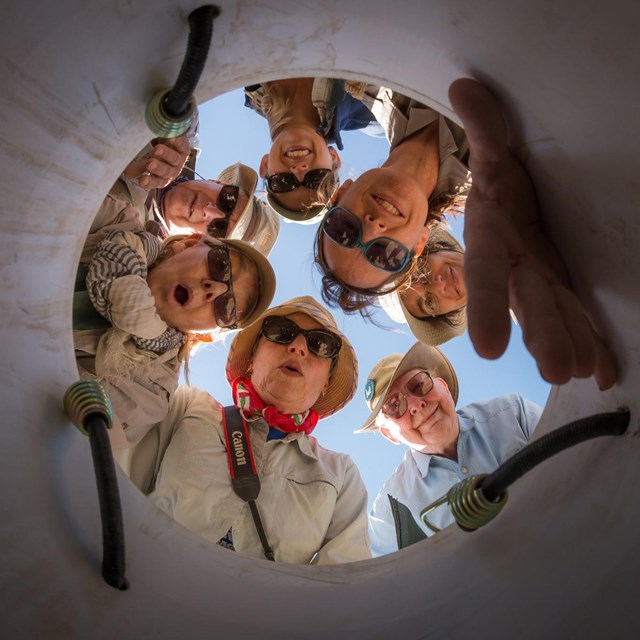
[265,193,328,225]
[383,227,467,346]
[355,341,459,433]
[223,238,276,329]
[225,295,357,419]
[218,162,281,256]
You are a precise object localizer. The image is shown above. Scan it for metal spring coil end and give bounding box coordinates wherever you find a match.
[145,88,195,138]
[449,474,508,532]
[63,380,113,435]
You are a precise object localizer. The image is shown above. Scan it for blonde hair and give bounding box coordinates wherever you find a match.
[245,82,295,140]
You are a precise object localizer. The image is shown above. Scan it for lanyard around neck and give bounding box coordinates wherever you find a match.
[222,406,275,562]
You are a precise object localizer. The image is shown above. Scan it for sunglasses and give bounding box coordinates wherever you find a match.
[207,244,238,329]
[264,169,333,194]
[206,184,241,238]
[321,206,412,273]
[261,316,342,359]
[382,371,433,420]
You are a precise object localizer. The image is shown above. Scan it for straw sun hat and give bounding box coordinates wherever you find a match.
[356,341,459,433]
[379,227,467,346]
[225,295,357,419]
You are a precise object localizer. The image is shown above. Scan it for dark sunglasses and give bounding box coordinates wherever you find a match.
[206,184,241,238]
[264,169,333,194]
[261,316,342,359]
[321,206,412,273]
[382,371,434,420]
[207,244,238,329]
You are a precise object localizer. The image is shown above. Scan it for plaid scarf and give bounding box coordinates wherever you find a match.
[231,376,319,435]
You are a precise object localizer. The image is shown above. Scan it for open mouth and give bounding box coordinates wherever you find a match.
[174,284,190,306]
[372,194,403,217]
[284,147,311,158]
[281,361,302,376]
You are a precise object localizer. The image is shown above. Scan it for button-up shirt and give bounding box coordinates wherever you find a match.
[369,393,542,556]
[149,386,371,565]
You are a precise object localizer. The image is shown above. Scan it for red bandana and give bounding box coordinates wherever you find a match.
[231,376,319,435]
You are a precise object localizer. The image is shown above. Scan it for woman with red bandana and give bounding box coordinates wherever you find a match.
[146,296,371,564]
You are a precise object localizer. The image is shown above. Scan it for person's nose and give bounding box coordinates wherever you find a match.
[200,278,228,303]
[202,202,225,223]
[287,333,308,357]
[407,395,426,415]
[289,165,309,181]
[429,273,447,293]
[362,212,387,238]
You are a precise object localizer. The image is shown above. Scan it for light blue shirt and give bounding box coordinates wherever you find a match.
[369,393,543,556]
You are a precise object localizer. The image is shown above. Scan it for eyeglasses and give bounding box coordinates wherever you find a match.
[260,316,342,359]
[382,371,433,420]
[207,244,238,329]
[321,206,412,273]
[264,169,333,194]
[206,184,241,238]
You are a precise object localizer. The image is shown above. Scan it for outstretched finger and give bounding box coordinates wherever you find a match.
[449,78,510,163]
[509,266,577,384]
[463,203,513,360]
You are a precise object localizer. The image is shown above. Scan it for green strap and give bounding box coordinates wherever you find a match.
[388,494,427,550]
[73,263,110,330]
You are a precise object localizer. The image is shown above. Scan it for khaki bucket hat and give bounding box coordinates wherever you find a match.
[355,341,459,433]
[225,295,357,419]
[218,162,281,256]
[223,238,276,329]
[265,194,328,225]
[379,227,467,346]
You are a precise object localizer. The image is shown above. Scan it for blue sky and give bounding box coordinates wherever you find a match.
[185,87,551,509]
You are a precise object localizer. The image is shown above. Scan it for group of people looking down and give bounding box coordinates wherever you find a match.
[73,76,617,564]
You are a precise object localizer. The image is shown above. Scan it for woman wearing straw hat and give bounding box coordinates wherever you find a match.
[379,227,467,346]
[147,296,371,564]
[85,135,280,259]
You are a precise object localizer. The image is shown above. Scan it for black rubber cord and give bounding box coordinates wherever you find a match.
[86,413,129,590]
[479,409,630,503]
[164,5,220,118]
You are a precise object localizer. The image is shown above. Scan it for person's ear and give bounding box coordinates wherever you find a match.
[379,426,401,445]
[332,179,353,204]
[259,154,270,179]
[328,147,342,171]
[413,224,432,257]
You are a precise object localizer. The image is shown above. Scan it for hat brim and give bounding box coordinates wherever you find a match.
[355,342,459,433]
[225,297,357,419]
[223,239,276,329]
[266,194,328,224]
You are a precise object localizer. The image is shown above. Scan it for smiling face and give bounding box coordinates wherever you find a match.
[261,125,339,213]
[146,237,258,333]
[320,172,431,289]
[162,180,249,235]
[379,367,459,457]
[402,249,467,318]
[249,312,332,415]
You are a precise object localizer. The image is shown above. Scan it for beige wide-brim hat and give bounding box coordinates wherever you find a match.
[225,295,357,419]
[218,162,281,256]
[379,227,467,346]
[223,238,276,329]
[355,341,459,433]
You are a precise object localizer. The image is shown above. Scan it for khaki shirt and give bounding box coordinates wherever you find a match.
[362,87,471,203]
[147,386,372,565]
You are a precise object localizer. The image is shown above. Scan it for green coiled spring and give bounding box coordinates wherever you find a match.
[63,379,113,435]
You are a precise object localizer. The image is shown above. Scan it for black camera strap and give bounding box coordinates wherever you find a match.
[222,406,275,562]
